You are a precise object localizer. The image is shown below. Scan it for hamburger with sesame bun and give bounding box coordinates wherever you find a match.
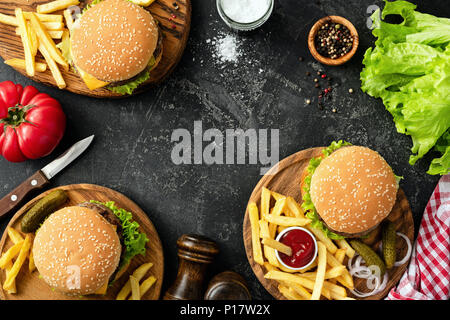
[68,0,163,95]
[32,201,148,295]
[300,141,401,239]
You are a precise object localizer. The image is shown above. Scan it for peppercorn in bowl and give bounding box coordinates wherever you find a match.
[308,16,359,66]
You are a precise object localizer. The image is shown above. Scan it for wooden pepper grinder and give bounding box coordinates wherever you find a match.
[163,234,219,300]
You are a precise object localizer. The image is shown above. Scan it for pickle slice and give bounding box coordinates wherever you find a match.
[382,221,397,269]
[20,190,68,233]
[350,240,386,277]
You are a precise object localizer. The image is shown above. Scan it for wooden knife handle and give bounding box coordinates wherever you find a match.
[0,170,49,220]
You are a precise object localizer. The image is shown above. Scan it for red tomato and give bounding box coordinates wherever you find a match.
[0,81,66,162]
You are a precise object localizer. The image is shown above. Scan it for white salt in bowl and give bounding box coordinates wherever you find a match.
[217,0,274,31]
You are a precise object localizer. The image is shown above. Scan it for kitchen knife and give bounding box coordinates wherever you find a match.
[0,135,94,219]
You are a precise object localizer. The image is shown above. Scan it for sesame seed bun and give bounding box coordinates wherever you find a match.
[32,206,122,295]
[71,0,159,82]
[309,146,397,237]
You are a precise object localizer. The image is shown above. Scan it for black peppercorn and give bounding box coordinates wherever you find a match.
[315,21,353,59]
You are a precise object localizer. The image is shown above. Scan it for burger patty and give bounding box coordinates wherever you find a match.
[320,217,379,238]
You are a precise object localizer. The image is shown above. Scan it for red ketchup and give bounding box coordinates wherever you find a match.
[278,229,315,269]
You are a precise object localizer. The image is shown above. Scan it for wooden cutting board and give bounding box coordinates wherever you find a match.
[0,0,191,98]
[0,184,164,300]
[243,147,414,300]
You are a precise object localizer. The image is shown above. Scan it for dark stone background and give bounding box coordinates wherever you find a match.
[0,0,448,300]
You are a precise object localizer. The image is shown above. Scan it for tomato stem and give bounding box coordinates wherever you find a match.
[0,104,28,128]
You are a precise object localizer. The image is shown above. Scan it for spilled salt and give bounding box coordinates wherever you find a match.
[212,33,241,63]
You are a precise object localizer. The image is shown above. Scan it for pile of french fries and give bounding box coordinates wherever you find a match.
[0,227,36,294]
[0,0,81,89]
[248,187,357,300]
[116,262,157,300]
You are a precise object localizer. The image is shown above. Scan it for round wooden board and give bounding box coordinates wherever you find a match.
[243,147,414,300]
[0,184,164,300]
[0,0,191,98]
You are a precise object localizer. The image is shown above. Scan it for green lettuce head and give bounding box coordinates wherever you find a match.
[361,0,450,175]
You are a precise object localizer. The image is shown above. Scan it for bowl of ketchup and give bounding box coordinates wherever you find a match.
[275,227,318,271]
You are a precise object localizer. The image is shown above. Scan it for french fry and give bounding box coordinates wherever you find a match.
[249,202,264,265]
[280,280,312,300]
[63,9,74,31]
[37,0,80,14]
[23,12,63,22]
[7,227,24,244]
[116,284,131,300]
[268,197,286,237]
[322,281,347,298]
[129,275,140,300]
[277,225,288,234]
[298,259,318,273]
[27,22,38,56]
[264,214,311,227]
[15,8,35,77]
[335,248,346,264]
[277,263,300,273]
[306,225,338,254]
[41,21,64,31]
[326,251,354,290]
[0,241,24,269]
[301,265,346,280]
[259,220,279,267]
[277,259,318,274]
[286,196,305,218]
[5,59,47,73]
[260,187,271,217]
[311,242,327,300]
[0,13,18,26]
[132,262,154,280]
[263,262,278,272]
[5,261,16,294]
[38,43,66,89]
[29,12,68,68]
[116,262,153,300]
[264,270,331,299]
[322,265,346,279]
[3,235,32,290]
[17,28,63,40]
[262,237,292,256]
[134,275,156,299]
[278,284,305,300]
[29,248,36,273]
[270,190,285,201]
[336,238,355,259]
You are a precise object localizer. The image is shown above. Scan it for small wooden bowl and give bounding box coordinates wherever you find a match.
[308,16,359,66]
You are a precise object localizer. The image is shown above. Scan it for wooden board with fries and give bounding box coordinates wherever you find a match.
[0,0,191,98]
[0,184,163,300]
[243,147,415,300]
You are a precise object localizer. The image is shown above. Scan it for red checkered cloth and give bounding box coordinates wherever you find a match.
[386,174,450,300]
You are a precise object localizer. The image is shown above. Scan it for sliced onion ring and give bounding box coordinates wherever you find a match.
[377,273,389,293]
[348,254,390,298]
[349,266,372,278]
[350,273,388,298]
[394,232,412,267]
